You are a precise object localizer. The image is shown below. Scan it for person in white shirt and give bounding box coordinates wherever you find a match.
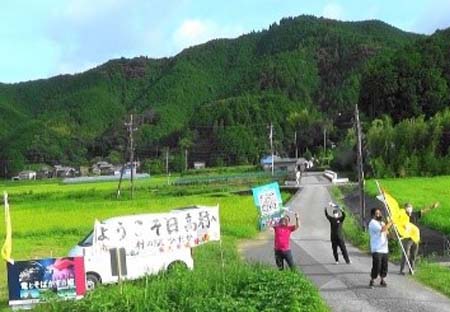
[368,208,393,288]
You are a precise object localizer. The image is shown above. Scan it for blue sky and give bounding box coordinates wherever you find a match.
[1,0,450,83]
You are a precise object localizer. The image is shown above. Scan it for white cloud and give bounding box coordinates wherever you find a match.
[322,3,344,20]
[172,19,244,51]
[412,0,450,34]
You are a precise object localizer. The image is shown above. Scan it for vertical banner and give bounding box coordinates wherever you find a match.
[7,257,86,307]
[252,182,284,230]
[93,206,221,254]
[1,192,13,264]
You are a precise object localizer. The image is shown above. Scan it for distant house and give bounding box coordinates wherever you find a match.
[260,155,282,171]
[54,165,77,178]
[91,161,114,176]
[36,166,52,179]
[16,170,37,180]
[193,162,206,170]
[90,160,140,177]
[260,155,307,173]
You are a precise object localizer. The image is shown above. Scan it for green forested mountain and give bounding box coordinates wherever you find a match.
[0,15,449,177]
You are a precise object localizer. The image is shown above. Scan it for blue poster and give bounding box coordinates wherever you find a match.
[252,182,284,230]
[252,182,282,216]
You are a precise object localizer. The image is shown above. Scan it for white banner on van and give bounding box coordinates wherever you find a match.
[93,205,220,255]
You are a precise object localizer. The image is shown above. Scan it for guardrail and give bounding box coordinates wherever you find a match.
[323,170,349,184]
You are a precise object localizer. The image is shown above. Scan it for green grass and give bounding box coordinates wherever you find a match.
[365,176,450,235]
[414,261,450,297]
[0,169,328,311]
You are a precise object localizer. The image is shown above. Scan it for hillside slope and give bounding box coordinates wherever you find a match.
[0,15,433,175]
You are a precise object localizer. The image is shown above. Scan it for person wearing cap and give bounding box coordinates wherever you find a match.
[324,204,351,264]
[272,213,300,270]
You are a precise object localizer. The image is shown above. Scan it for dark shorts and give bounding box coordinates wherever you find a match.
[371,252,388,279]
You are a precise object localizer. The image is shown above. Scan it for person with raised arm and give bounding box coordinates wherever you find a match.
[272,213,300,270]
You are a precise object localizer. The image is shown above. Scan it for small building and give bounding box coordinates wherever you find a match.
[17,170,37,180]
[54,165,77,178]
[260,155,282,171]
[261,156,310,173]
[91,161,113,176]
[193,162,206,170]
[36,166,52,179]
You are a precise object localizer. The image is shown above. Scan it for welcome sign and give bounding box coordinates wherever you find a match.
[93,206,221,255]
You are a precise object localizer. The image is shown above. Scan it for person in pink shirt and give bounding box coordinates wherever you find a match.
[272,213,300,270]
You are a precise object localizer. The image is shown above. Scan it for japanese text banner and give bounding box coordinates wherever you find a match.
[93,205,220,254]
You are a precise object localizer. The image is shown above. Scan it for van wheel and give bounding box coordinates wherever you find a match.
[86,273,101,290]
[167,261,188,273]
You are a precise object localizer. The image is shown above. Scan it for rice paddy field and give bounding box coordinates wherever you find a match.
[366,176,450,235]
[0,169,329,311]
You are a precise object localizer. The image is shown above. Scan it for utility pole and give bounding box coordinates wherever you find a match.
[323,127,327,156]
[270,123,274,176]
[166,147,170,185]
[294,130,298,159]
[165,148,169,175]
[116,147,128,199]
[129,114,135,199]
[355,104,366,230]
[116,114,137,199]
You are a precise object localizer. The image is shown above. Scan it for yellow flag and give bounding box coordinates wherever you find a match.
[1,192,13,264]
[382,189,420,244]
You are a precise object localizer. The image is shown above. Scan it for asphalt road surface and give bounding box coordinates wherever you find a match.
[240,173,450,312]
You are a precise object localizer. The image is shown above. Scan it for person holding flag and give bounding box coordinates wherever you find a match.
[369,207,393,288]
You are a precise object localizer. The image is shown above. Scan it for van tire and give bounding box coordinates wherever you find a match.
[86,273,101,290]
[167,261,188,273]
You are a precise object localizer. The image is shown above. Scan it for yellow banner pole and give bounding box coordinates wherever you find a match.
[375,181,414,275]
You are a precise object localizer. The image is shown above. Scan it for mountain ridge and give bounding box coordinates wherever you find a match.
[1,15,448,176]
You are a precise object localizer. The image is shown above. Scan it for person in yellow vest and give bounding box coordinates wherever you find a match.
[400,202,439,274]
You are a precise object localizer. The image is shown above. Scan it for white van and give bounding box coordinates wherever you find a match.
[68,205,220,290]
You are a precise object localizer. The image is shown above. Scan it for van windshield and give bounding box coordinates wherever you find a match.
[78,230,94,247]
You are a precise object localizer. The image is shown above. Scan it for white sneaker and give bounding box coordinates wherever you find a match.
[335,261,339,265]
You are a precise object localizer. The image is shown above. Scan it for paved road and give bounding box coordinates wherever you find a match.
[240,173,450,312]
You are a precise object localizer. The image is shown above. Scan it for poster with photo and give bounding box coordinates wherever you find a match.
[7,257,86,307]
